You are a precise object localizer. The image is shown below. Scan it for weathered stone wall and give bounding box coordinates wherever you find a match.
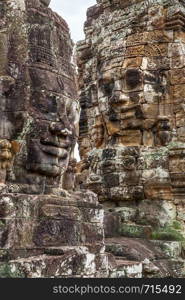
[0,0,108,278]
[77,0,185,277]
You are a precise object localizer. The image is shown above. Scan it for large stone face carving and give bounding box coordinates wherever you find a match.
[0,0,108,278]
[77,0,185,277]
[0,0,78,194]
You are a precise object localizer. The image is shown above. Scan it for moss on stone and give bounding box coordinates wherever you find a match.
[168,141,185,149]
[172,221,183,230]
[151,225,184,242]
[145,148,168,161]
[0,220,5,229]
[0,264,25,278]
[0,250,8,260]
[119,224,151,239]
[136,218,149,226]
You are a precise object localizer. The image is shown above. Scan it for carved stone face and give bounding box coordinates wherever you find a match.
[97,56,172,148]
[0,0,77,192]
[26,90,76,177]
[77,1,185,206]
[24,15,77,178]
[98,65,142,142]
[24,16,77,178]
[81,44,174,200]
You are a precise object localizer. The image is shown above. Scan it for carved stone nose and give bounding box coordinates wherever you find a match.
[50,122,72,136]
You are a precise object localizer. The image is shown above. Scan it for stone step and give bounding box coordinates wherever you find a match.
[143,258,185,278]
[44,247,69,256]
[44,244,105,257]
[114,256,127,260]
[150,240,183,259]
[105,237,185,278]
[0,248,108,278]
[110,259,142,278]
[105,237,167,261]
[105,237,184,260]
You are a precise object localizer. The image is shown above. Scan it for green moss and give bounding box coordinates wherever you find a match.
[145,148,168,160]
[168,141,185,149]
[0,250,8,260]
[136,219,148,226]
[119,224,151,238]
[151,225,184,242]
[0,220,5,228]
[172,221,182,230]
[0,264,24,278]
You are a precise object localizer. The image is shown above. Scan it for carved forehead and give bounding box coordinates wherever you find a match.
[98,59,132,82]
[97,57,123,80]
[97,44,143,80]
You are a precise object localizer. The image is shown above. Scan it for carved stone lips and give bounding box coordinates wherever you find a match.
[40,144,68,159]
[40,134,72,158]
[120,104,139,113]
[40,135,71,148]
